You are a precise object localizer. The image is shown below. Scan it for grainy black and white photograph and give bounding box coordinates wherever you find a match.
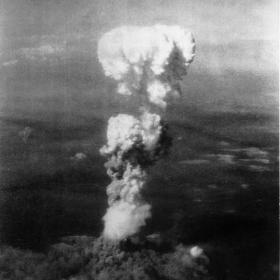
[0,1,278,279]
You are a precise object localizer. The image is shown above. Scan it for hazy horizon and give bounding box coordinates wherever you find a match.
[0,0,278,124]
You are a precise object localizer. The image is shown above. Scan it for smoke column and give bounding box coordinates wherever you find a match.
[98,25,195,241]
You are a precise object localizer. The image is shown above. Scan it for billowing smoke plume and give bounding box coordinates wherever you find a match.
[100,112,171,240]
[98,25,195,108]
[98,25,195,241]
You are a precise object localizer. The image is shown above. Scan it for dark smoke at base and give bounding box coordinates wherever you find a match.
[0,236,212,280]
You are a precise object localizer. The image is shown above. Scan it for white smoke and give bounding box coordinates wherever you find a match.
[103,201,151,241]
[100,112,162,156]
[100,113,167,240]
[98,25,195,241]
[98,25,195,108]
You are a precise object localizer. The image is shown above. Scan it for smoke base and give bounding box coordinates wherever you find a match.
[0,235,212,280]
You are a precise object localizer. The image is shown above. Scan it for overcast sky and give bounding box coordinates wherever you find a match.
[1,0,278,41]
[0,0,278,122]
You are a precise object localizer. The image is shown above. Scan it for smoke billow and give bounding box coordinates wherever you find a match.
[98,25,195,108]
[100,112,171,240]
[98,25,195,241]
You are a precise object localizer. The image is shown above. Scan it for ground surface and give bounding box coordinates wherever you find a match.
[0,56,278,280]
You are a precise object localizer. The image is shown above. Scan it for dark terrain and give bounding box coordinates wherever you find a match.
[0,105,278,279]
[0,37,278,279]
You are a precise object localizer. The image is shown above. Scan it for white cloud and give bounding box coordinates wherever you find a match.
[2,59,18,67]
[18,43,66,61]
